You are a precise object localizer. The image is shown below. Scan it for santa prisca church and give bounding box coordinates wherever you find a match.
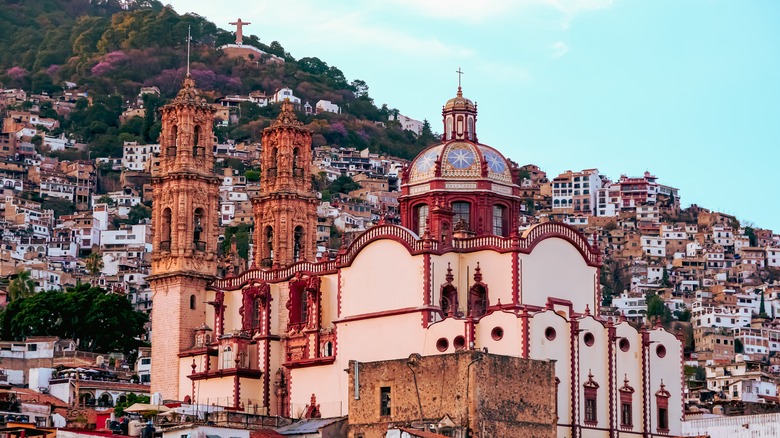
[148,73,684,437]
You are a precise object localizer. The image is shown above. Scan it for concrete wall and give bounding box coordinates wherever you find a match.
[683,413,780,437]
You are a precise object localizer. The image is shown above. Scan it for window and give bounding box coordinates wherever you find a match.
[585,398,597,423]
[27,344,37,352]
[380,387,391,416]
[658,408,668,431]
[621,402,632,427]
[414,204,429,235]
[492,205,506,236]
[452,201,470,230]
[140,358,151,365]
[293,226,304,262]
[221,346,233,369]
[189,294,196,310]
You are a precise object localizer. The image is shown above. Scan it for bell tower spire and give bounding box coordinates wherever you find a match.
[149,72,220,401]
[253,100,318,268]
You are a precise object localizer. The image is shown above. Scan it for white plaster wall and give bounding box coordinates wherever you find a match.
[520,238,597,312]
[340,240,424,316]
[529,311,572,426]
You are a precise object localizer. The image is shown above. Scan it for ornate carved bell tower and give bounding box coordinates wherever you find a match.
[149,74,220,400]
[253,101,318,268]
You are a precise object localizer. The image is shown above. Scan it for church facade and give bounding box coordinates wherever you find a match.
[150,77,684,437]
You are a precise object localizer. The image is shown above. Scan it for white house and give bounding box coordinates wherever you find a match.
[389,113,424,135]
[271,87,301,105]
[316,100,340,114]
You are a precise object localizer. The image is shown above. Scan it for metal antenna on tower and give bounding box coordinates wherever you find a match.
[186,25,191,76]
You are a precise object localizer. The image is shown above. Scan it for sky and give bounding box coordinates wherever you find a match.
[166,0,780,231]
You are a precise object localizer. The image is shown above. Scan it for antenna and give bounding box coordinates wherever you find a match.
[186,25,191,76]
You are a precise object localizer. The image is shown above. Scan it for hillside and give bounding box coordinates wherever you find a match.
[0,0,436,159]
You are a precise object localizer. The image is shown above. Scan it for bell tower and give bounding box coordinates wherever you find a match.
[148,74,220,400]
[253,101,317,268]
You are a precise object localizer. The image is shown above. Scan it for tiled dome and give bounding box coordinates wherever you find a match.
[408,141,513,185]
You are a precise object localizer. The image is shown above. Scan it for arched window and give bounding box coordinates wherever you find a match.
[414,204,429,235]
[468,284,487,317]
[583,373,599,425]
[322,341,333,357]
[467,117,474,140]
[288,280,308,328]
[264,226,274,267]
[193,208,205,250]
[456,115,464,137]
[440,284,458,317]
[492,205,507,237]
[193,125,202,156]
[189,294,196,310]
[452,201,471,230]
[222,346,233,369]
[251,297,261,329]
[161,208,172,250]
[293,226,304,262]
[168,125,178,157]
[293,148,299,169]
[446,117,453,140]
[272,147,278,167]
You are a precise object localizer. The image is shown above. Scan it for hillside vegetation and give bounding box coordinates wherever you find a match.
[0,0,437,159]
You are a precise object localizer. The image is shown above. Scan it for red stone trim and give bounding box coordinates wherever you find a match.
[512,253,520,304]
[283,356,336,369]
[188,368,263,381]
[209,222,600,291]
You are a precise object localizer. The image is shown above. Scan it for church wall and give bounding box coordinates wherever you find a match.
[520,238,597,312]
[578,317,610,432]
[319,274,338,326]
[473,311,524,357]
[452,250,513,308]
[221,289,243,332]
[289,364,346,418]
[648,328,683,435]
[614,321,644,435]
[340,240,425,317]
[529,311,573,428]
[422,317,469,356]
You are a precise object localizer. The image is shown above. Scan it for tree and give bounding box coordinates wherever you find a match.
[601,258,630,305]
[0,284,148,355]
[114,393,150,416]
[244,170,260,182]
[85,252,104,285]
[127,204,151,225]
[646,293,672,325]
[96,195,115,206]
[41,197,76,218]
[329,175,360,194]
[8,269,35,302]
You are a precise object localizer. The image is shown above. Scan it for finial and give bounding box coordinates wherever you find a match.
[455,67,464,95]
[445,262,454,283]
[186,25,192,77]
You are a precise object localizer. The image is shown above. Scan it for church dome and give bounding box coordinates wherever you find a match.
[408,141,514,186]
[443,87,476,111]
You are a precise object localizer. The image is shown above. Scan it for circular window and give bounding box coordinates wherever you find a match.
[656,344,666,358]
[619,338,630,352]
[491,327,504,341]
[545,327,556,341]
[454,336,466,350]
[436,338,448,352]
[583,332,595,347]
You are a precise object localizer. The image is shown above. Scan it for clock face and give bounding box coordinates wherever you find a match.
[415,150,438,172]
[483,151,505,173]
[446,148,475,169]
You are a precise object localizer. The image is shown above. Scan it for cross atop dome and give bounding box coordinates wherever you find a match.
[442,69,478,142]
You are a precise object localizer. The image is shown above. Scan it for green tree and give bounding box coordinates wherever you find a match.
[646,293,672,325]
[114,393,150,416]
[127,204,151,224]
[8,269,35,302]
[244,170,260,182]
[0,284,148,355]
[41,197,76,218]
[222,224,251,260]
[330,175,360,194]
[84,252,104,285]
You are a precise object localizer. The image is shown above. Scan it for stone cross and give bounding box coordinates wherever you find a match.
[456,67,464,88]
[229,18,251,45]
